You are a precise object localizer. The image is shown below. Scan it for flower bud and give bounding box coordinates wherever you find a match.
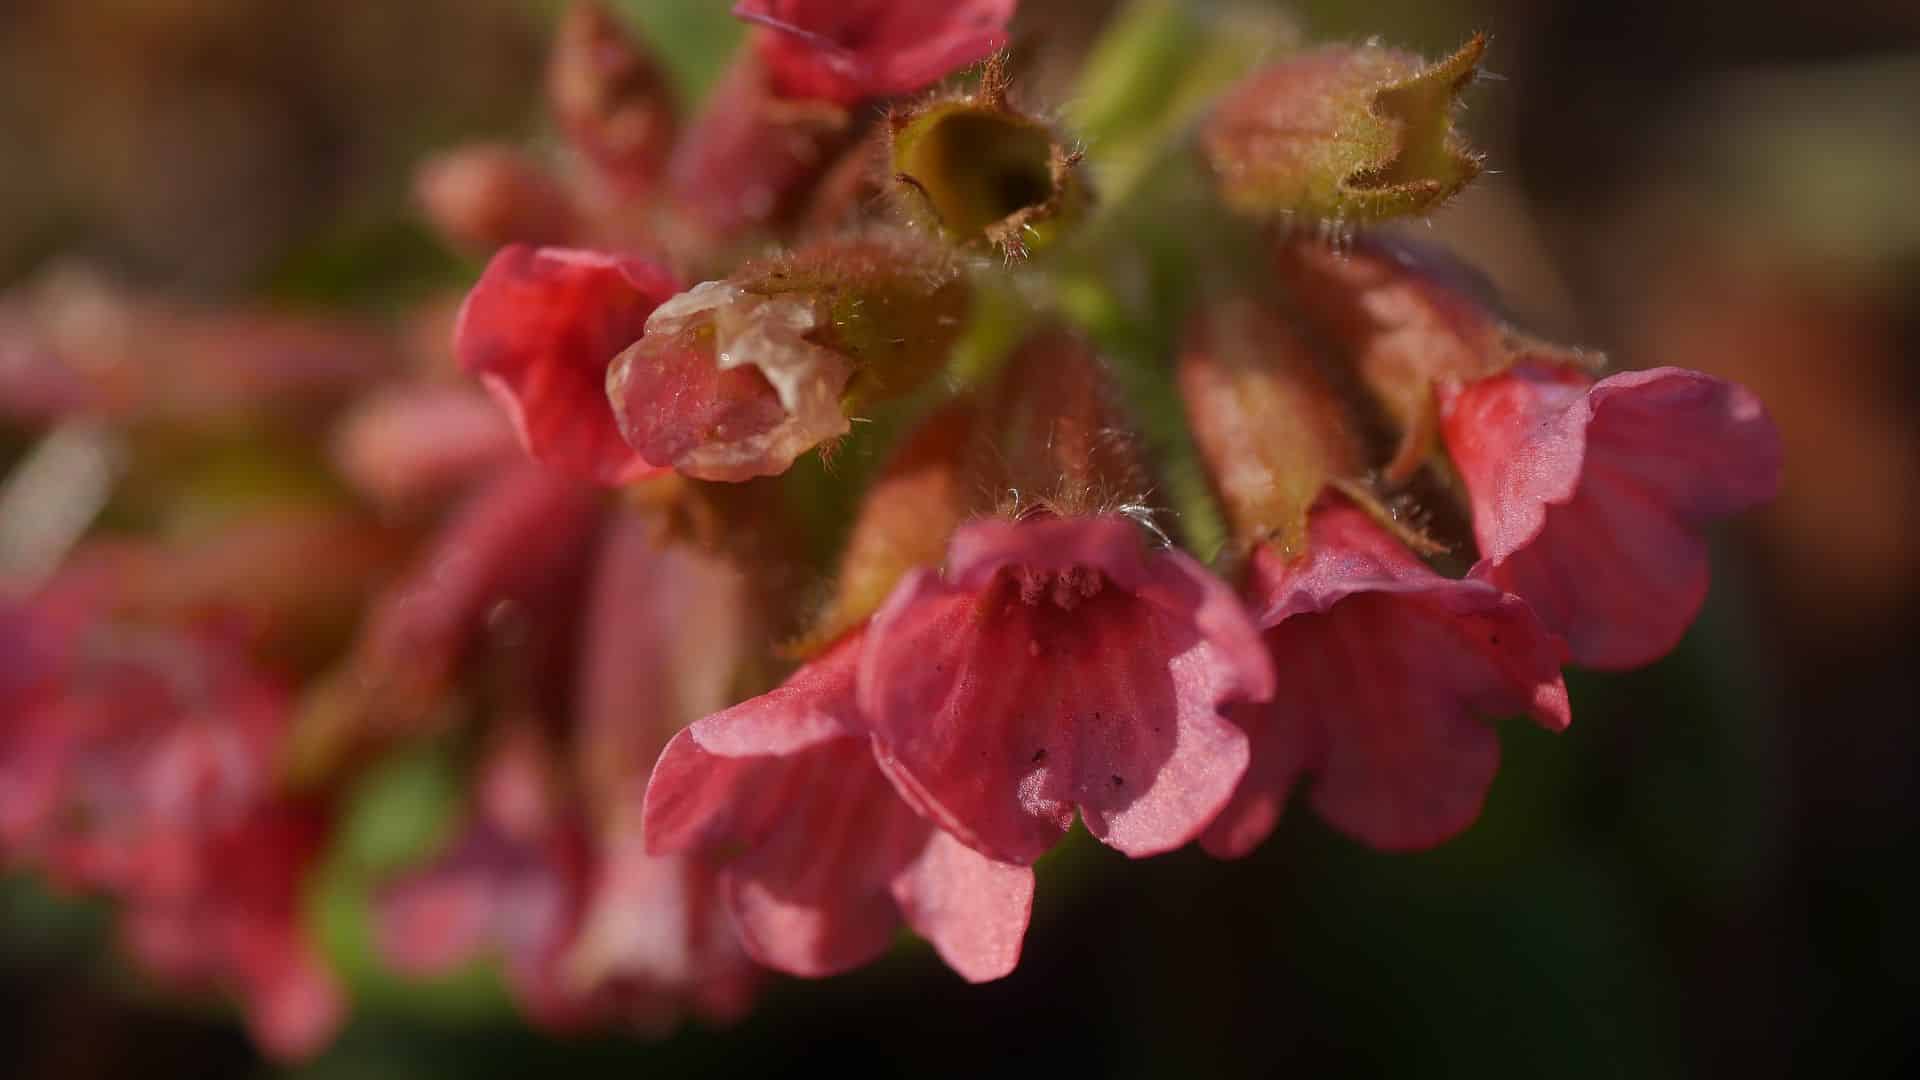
[1177,297,1367,556]
[1202,34,1486,225]
[973,329,1149,514]
[548,1,678,200]
[414,144,579,255]
[1271,235,1595,484]
[805,402,979,648]
[888,61,1089,258]
[608,232,969,482]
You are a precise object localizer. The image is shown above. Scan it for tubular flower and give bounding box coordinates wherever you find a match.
[862,513,1272,864]
[1202,496,1569,856]
[119,803,346,1062]
[1440,363,1783,670]
[646,633,1034,981]
[736,0,1018,106]
[562,511,764,1028]
[454,245,680,485]
[1180,298,1567,855]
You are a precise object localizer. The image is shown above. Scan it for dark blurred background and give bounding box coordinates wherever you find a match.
[3,0,1917,1076]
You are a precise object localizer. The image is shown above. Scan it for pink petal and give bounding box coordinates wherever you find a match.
[1210,499,1570,855]
[737,0,1016,104]
[889,827,1033,983]
[861,515,1269,864]
[1443,364,1782,669]
[645,634,1031,980]
[357,464,603,718]
[454,245,679,485]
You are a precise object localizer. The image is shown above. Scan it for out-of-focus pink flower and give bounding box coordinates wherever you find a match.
[860,514,1273,865]
[563,512,763,1027]
[332,384,520,509]
[736,0,1017,106]
[1203,496,1569,857]
[415,144,580,256]
[1440,363,1783,670]
[646,632,1033,981]
[377,733,600,1030]
[548,1,678,201]
[121,804,345,1062]
[354,464,603,726]
[0,570,288,897]
[454,245,680,485]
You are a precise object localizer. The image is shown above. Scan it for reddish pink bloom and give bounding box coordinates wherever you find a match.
[355,464,603,724]
[0,571,288,897]
[377,735,600,1031]
[1441,363,1783,670]
[562,842,761,1033]
[1203,497,1570,857]
[120,804,345,1062]
[646,632,1034,981]
[454,245,680,485]
[859,514,1274,864]
[736,0,1016,105]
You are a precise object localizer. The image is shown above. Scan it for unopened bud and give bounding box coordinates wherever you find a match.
[548,1,678,200]
[415,144,578,254]
[1272,235,1597,484]
[1177,298,1367,555]
[1202,34,1486,226]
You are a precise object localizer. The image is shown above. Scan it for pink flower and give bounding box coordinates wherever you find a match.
[1440,363,1783,670]
[860,514,1274,865]
[561,843,761,1033]
[0,571,287,897]
[645,632,1034,981]
[376,734,600,1031]
[354,464,603,726]
[454,245,680,485]
[120,804,346,1062]
[1203,497,1570,857]
[735,0,1017,105]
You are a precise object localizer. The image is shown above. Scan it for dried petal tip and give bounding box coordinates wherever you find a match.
[455,245,680,484]
[889,66,1088,258]
[549,1,678,198]
[609,235,968,483]
[1203,34,1486,225]
[737,0,1018,106]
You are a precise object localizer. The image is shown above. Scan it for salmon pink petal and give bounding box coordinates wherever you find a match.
[1442,364,1782,669]
[645,633,1032,980]
[455,245,679,484]
[861,515,1270,864]
[889,827,1033,983]
[1209,498,1569,856]
[736,1,1016,105]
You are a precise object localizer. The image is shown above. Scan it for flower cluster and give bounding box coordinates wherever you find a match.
[0,0,1780,1061]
